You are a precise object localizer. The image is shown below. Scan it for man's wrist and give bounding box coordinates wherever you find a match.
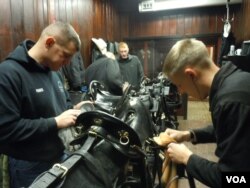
[183,130,192,142]
[189,130,197,143]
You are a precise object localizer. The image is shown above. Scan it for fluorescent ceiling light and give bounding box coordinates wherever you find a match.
[139,0,242,12]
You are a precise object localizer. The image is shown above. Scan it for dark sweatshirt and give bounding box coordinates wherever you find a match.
[187,62,250,187]
[85,55,123,95]
[0,40,71,162]
[117,54,144,91]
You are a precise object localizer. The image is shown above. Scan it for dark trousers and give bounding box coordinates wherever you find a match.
[8,154,68,188]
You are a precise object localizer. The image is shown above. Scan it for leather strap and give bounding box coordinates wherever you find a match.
[29,125,142,188]
[29,154,82,188]
[29,136,99,188]
[75,150,112,188]
[151,134,178,188]
[88,126,143,158]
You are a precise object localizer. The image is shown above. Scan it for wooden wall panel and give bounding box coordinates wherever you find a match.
[184,14,192,35]
[199,14,209,34]
[126,6,241,38]
[148,16,157,36]
[77,0,94,67]
[161,16,169,35]
[10,0,25,46]
[235,0,250,44]
[66,0,73,22]
[155,17,163,36]
[191,14,200,34]
[106,4,113,39]
[244,0,250,40]
[119,13,129,39]
[169,15,177,35]
[126,34,221,79]
[0,0,248,66]
[92,0,104,37]
[0,0,12,59]
[124,6,244,78]
[34,0,48,34]
[0,0,11,36]
[23,0,36,39]
[208,13,218,34]
[177,14,184,35]
[0,0,122,66]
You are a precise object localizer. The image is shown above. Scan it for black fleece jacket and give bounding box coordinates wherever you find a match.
[117,54,144,91]
[186,62,250,187]
[0,40,72,162]
[85,55,123,95]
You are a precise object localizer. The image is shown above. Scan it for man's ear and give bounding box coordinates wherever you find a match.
[45,37,55,48]
[184,68,196,81]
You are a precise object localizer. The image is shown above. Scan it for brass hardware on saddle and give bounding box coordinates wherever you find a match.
[118,130,129,145]
[93,118,102,125]
[88,130,97,137]
[159,150,165,161]
[74,125,84,135]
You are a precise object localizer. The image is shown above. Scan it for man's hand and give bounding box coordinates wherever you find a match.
[166,143,193,165]
[153,132,176,147]
[55,109,81,129]
[164,128,192,143]
[122,82,130,92]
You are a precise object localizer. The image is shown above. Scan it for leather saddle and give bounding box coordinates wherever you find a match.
[115,96,155,146]
[87,80,122,113]
[71,110,143,158]
[82,80,154,147]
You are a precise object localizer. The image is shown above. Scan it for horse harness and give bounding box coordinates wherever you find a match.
[29,111,144,188]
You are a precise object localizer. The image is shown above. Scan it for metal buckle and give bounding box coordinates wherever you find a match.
[118,130,129,145]
[52,163,68,178]
[159,150,165,161]
[88,130,97,137]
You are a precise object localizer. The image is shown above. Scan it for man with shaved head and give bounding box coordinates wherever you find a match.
[0,21,85,187]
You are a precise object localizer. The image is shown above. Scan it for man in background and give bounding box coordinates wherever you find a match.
[60,51,86,104]
[60,51,85,91]
[117,42,144,91]
[85,38,127,96]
